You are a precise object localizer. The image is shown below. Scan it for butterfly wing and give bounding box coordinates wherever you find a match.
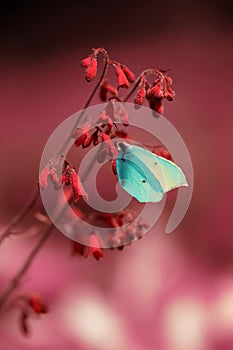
[116,149,164,203]
[128,145,188,193]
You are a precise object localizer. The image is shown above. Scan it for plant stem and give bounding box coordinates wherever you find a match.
[0,187,40,246]
[0,50,110,311]
[0,223,54,310]
[123,68,160,101]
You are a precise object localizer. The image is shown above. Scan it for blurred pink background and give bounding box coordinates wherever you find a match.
[0,1,233,349]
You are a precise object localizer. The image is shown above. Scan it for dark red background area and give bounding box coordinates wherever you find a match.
[0,1,233,349]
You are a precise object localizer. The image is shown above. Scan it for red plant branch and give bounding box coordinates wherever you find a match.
[0,49,110,311]
[0,48,175,316]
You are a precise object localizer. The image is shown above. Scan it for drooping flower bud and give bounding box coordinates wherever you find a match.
[116,66,130,89]
[81,55,92,67]
[85,58,97,82]
[39,166,50,190]
[134,87,146,107]
[121,65,135,83]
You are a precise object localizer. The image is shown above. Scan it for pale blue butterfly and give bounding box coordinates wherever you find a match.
[116,142,188,203]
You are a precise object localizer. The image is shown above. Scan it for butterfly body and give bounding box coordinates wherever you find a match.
[116,142,188,203]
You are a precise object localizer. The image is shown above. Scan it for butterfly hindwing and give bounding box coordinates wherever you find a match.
[127,146,188,193]
[116,148,164,203]
[116,142,188,203]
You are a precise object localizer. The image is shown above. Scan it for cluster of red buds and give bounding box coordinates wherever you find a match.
[114,63,135,89]
[71,210,150,260]
[81,48,135,91]
[81,53,98,82]
[134,71,175,114]
[39,158,88,203]
[19,293,48,336]
[72,232,104,260]
[105,211,150,249]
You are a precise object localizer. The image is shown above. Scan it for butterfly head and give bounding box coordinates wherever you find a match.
[116,142,130,153]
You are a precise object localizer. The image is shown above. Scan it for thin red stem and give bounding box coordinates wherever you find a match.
[0,187,40,246]
[0,50,110,311]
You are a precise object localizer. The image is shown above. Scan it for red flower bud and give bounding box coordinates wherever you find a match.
[100,80,117,101]
[116,66,130,89]
[71,170,88,202]
[81,55,92,67]
[62,174,70,185]
[149,98,164,114]
[28,293,48,314]
[134,87,146,106]
[73,125,91,147]
[151,82,164,98]
[155,148,172,161]
[85,58,97,82]
[122,65,135,83]
[165,86,175,101]
[86,234,104,260]
[115,131,130,139]
[39,166,50,190]
[49,169,61,189]
[165,76,173,85]
[82,134,93,148]
[137,217,150,229]
[102,132,117,157]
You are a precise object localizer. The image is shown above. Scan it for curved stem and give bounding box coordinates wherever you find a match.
[0,224,54,310]
[58,49,109,155]
[123,68,160,102]
[0,187,40,246]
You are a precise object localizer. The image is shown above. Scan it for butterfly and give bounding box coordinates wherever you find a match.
[116,142,188,203]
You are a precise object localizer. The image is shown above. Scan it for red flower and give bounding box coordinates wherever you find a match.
[71,170,88,202]
[28,293,48,314]
[102,132,117,157]
[137,217,150,229]
[149,98,164,114]
[165,86,175,101]
[73,126,90,147]
[115,130,130,139]
[108,229,125,249]
[154,148,172,161]
[165,76,173,85]
[134,87,146,107]
[151,82,164,98]
[85,58,97,82]
[121,65,135,83]
[81,55,92,67]
[39,166,50,190]
[85,234,104,260]
[100,80,117,101]
[116,66,130,89]
[62,174,71,185]
[98,111,113,132]
[82,134,93,148]
[49,168,61,189]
